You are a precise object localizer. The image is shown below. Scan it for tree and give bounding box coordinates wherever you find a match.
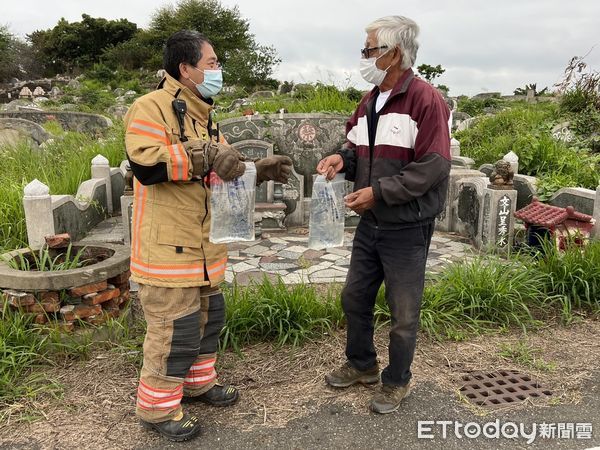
[28,15,138,74]
[146,0,280,89]
[0,26,39,82]
[416,64,445,84]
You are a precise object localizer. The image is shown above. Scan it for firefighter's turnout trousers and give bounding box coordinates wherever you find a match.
[135,284,225,422]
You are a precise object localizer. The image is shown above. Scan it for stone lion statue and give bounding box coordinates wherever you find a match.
[489,159,514,189]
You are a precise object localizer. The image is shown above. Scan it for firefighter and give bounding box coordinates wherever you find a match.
[124,30,292,441]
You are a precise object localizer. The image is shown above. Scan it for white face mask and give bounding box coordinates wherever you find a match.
[359,51,391,86]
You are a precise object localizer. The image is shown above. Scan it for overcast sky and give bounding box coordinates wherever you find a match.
[3,0,599,96]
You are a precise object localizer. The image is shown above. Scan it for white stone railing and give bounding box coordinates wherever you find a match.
[22,155,126,248]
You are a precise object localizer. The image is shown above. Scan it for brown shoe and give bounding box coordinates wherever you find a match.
[325,362,380,388]
[370,383,411,414]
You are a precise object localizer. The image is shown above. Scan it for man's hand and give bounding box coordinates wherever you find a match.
[344,187,375,215]
[184,140,245,181]
[316,154,344,180]
[255,155,293,184]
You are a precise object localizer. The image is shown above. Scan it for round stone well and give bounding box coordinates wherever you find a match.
[0,243,130,331]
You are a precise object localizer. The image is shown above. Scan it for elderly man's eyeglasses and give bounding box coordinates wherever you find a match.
[361,46,388,59]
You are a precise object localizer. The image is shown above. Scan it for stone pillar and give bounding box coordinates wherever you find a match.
[503,151,519,174]
[450,138,461,157]
[480,187,518,252]
[120,164,134,246]
[526,89,535,103]
[593,185,600,240]
[120,195,134,246]
[91,154,113,214]
[23,179,55,249]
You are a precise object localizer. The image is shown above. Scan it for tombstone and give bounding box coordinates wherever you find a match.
[513,174,538,210]
[436,168,486,232]
[107,104,129,120]
[456,177,488,244]
[67,79,80,89]
[32,86,46,97]
[19,87,32,98]
[478,163,494,178]
[593,185,600,240]
[49,87,62,99]
[451,156,474,169]
[551,122,574,143]
[249,90,274,99]
[548,187,597,215]
[281,166,304,227]
[480,187,517,252]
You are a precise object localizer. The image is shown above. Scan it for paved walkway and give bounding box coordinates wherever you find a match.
[225,228,473,285]
[83,217,475,285]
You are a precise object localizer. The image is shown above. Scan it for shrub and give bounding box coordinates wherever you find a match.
[220,276,343,351]
[537,239,600,320]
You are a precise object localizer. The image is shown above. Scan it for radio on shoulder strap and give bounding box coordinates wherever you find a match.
[172,99,188,142]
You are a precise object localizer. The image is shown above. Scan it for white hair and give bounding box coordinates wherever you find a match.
[366,16,420,70]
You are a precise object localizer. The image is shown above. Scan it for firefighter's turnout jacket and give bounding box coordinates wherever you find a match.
[125,75,230,422]
[124,74,227,288]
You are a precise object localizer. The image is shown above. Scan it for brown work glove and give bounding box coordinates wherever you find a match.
[183,140,246,181]
[255,155,293,185]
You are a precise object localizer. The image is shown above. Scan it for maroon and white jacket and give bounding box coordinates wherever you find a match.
[338,68,451,228]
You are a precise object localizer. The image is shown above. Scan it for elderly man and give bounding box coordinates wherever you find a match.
[124,30,291,441]
[317,15,451,414]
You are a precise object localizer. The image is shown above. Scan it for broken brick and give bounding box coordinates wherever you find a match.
[82,286,120,306]
[60,304,102,321]
[69,281,107,297]
[101,298,120,310]
[37,290,59,304]
[108,270,130,286]
[41,296,61,312]
[33,313,48,324]
[44,233,71,249]
[59,322,75,332]
[25,303,46,314]
[4,290,36,307]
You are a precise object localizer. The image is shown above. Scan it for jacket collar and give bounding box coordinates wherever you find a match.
[157,74,213,125]
[367,67,415,102]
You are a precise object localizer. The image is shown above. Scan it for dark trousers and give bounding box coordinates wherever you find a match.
[341,219,433,387]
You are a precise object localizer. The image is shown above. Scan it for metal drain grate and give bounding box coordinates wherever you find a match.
[459,370,552,407]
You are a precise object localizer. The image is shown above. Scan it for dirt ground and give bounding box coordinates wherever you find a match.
[1,319,599,449]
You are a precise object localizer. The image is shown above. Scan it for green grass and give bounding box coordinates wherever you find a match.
[455,102,600,200]
[6,244,90,271]
[498,340,557,372]
[215,83,360,120]
[0,122,126,252]
[0,303,62,413]
[376,256,548,340]
[220,276,344,351]
[536,239,600,322]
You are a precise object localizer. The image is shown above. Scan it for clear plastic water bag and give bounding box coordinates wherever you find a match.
[209,162,256,243]
[308,173,346,250]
